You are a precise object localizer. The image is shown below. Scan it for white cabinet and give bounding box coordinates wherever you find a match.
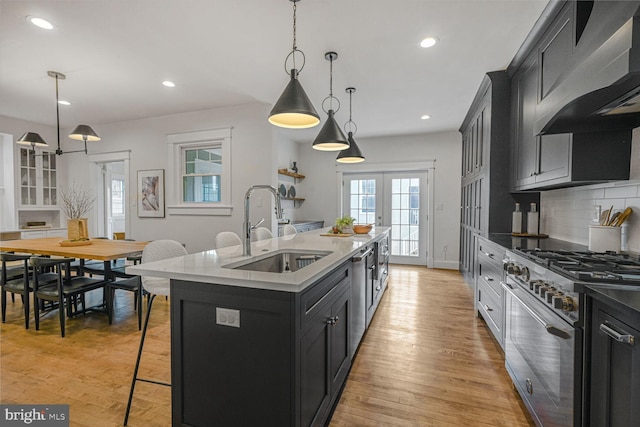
[18,147,58,207]
[20,229,67,239]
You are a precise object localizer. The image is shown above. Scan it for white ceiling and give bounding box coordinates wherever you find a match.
[0,0,549,141]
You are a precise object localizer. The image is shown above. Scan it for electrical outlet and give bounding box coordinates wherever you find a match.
[593,205,602,222]
[216,307,240,328]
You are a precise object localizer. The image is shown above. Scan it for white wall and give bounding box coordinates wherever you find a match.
[297,131,462,269]
[1,112,464,266]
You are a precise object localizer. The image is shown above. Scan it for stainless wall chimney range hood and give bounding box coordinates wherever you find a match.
[536,1,640,136]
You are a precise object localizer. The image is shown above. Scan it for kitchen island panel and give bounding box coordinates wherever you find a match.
[171,280,296,427]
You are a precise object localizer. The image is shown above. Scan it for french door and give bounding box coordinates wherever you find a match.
[343,171,428,265]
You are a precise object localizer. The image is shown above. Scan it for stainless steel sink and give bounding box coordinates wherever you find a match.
[223,250,331,273]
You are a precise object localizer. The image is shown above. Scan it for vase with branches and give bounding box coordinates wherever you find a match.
[59,183,95,240]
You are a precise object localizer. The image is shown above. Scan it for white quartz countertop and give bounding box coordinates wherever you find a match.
[126,227,390,292]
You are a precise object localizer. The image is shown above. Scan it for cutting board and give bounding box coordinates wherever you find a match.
[320,233,353,237]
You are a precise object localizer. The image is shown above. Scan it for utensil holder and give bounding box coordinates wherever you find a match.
[588,225,621,253]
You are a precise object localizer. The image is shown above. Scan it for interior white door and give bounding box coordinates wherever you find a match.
[344,171,428,266]
[97,161,126,239]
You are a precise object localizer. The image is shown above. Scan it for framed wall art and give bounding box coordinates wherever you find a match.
[137,169,165,218]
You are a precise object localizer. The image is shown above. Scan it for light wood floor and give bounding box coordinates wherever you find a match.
[0,266,534,426]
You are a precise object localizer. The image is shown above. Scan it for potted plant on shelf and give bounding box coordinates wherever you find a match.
[59,183,95,241]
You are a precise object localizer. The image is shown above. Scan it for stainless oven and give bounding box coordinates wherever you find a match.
[503,250,580,427]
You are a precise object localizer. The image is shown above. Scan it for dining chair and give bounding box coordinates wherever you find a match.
[215,231,242,249]
[1,252,58,329]
[106,274,143,330]
[31,257,109,337]
[124,239,188,425]
[282,224,297,236]
[1,253,31,329]
[254,226,273,241]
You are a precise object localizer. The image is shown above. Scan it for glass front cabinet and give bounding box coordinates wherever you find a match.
[18,147,57,207]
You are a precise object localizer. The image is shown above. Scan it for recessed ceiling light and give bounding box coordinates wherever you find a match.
[27,16,54,30]
[58,100,70,106]
[420,37,438,48]
[162,81,176,88]
[421,114,431,120]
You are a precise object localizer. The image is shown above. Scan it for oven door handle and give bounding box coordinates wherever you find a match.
[502,283,572,340]
[600,322,635,346]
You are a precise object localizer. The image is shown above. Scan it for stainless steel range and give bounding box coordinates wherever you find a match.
[503,247,640,427]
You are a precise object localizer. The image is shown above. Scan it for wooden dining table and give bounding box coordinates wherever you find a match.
[0,237,147,280]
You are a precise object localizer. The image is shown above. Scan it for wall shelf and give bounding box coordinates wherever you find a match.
[278,169,305,180]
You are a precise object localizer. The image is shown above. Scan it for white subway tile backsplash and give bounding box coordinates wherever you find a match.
[604,186,638,199]
[541,181,640,251]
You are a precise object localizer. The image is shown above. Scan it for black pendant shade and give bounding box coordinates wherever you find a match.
[269,69,320,129]
[69,124,101,142]
[336,132,364,163]
[17,132,48,150]
[312,110,349,151]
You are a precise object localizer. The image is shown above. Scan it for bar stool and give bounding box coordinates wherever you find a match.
[123,239,188,425]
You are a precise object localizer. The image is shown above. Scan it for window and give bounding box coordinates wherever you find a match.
[182,147,221,203]
[111,179,124,215]
[167,128,232,216]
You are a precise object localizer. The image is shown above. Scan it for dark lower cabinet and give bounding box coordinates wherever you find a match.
[300,284,350,426]
[170,261,352,427]
[588,297,640,427]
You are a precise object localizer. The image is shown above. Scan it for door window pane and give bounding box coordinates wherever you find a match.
[390,178,420,257]
[348,179,376,224]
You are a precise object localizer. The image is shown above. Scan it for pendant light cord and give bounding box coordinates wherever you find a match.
[292,1,297,70]
[54,74,61,155]
[283,0,305,74]
[344,88,358,135]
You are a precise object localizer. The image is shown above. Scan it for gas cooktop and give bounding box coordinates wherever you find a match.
[514,248,640,285]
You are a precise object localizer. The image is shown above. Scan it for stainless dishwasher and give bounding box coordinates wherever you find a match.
[350,247,373,359]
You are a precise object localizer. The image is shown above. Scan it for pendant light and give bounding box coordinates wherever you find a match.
[268,0,319,129]
[16,132,48,151]
[312,52,349,151]
[17,71,100,156]
[336,87,365,163]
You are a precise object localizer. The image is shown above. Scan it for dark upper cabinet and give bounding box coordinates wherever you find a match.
[510,0,633,191]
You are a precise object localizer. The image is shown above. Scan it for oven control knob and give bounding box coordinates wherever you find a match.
[539,286,549,298]
[552,295,564,310]
[563,297,577,312]
[534,282,544,293]
[520,266,530,282]
[528,280,541,291]
[546,291,558,304]
[553,296,577,312]
[506,263,521,275]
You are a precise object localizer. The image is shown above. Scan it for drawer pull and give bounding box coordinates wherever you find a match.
[600,322,635,346]
[484,252,493,258]
[375,285,381,291]
[484,276,493,282]
[483,304,493,312]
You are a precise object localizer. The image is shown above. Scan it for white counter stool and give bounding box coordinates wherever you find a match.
[282,224,297,236]
[254,226,273,241]
[215,231,242,249]
[123,239,188,425]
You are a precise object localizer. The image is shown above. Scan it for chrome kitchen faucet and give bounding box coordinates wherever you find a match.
[243,185,283,256]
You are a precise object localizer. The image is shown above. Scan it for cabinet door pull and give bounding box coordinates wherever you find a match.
[483,304,493,312]
[484,252,493,258]
[600,322,635,346]
[375,285,381,291]
[484,276,493,282]
[326,316,339,326]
